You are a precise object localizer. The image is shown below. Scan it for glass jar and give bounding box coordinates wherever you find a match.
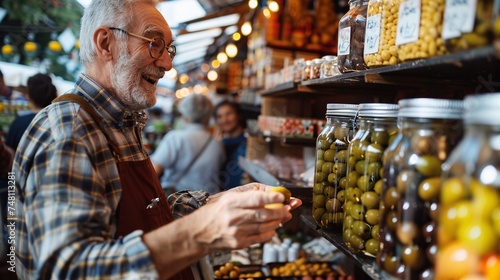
[377,98,464,279]
[443,0,496,52]
[397,0,448,62]
[313,104,358,229]
[338,0,369,73]
[364,0,401,67]
[320,55,340,78]
[310,58,324,80]
[342,103,399,257]
[435,94,500,280]
[293,58,305,83]
[302,60,312,82]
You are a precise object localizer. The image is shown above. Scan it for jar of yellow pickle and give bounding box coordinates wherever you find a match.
[364,0,401,67]
[396,0,448,61]
[436,93,500,280]
[313,104,358,229]
[342,103,399,257]
[377,98,464,279]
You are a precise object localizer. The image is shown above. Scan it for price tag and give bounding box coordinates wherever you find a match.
[364,13,382,55]
[396,0,421,46]
[338,26,351,56]
[442,0,478,40]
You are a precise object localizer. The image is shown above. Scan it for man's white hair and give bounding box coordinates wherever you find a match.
[79,0,160,66]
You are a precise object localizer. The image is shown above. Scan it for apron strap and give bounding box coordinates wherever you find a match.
[53,94,121,159]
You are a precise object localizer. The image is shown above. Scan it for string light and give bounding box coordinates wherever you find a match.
[232,32,241,41]
[179,74,189,84]
[211,60,220,68]
[241,21,252,36]
[268,1,279,12]
[248,0,258,9]
[217,52,228,64]
[207,70,218,81]
[225,43,238,58]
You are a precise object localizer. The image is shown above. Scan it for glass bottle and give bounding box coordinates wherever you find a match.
[364,0,401,67]
[338,0,369,73]
[436,93,500,279]
[313,104,358,229]
[377,98,464,279]
[342,103,399,257]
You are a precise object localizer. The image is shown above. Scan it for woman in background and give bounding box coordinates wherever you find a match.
[214,100,247,190]
[5,73,57,152]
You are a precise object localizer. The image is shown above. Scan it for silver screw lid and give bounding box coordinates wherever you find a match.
[398,98,464,119]
[326,103,359,117]
[464,93,500,125]
[358,103,399,118]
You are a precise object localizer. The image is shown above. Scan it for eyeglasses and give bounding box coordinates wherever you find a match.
[109,27,176,60]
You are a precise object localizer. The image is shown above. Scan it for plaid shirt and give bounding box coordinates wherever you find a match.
[13,73,205,280]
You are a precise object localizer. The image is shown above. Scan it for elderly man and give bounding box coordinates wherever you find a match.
[13,0,301,279]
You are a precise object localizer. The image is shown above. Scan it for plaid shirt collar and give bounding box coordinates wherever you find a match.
[74,73,148,129]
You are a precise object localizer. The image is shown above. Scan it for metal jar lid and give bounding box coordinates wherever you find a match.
[358,103,399,118]
[326,103,359,117]
[321,55,337,61]
[464,93,500,125]
[398,98,464,119]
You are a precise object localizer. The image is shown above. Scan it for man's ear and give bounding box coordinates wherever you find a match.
[93,27,113,61]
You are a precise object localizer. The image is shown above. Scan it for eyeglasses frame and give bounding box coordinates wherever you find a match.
[109,27,176,60]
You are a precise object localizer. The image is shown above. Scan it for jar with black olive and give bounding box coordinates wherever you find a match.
[436,94,500,280]
[377,99,464,280]
[338,0,369,73]
[443,0,498,53]
[313,104,358,229]
[342,103,399,257]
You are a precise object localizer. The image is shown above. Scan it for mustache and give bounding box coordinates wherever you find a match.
[141,66,165,79]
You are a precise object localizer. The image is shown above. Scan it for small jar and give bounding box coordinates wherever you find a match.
[342,103,399,257]
[302,60,312,82]
[320,55,341,78]
[338,0,369,73]
[397,0,448,61]
[364,0,401,67]
[443,0,496,53]
[293,58,305,83]
[377,99,464,279]
[310,58,324,80]
[313,103,358,229]
[436,93,500,280]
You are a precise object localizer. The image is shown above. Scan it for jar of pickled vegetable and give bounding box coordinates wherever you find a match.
[377,98,464,279]
[396,0,448,61]
[338,0,369,73]
[313,103,359,229]
[342,103,399,256]
[436,93,500,280]
[364,0,401,67]
[443,0,496,52]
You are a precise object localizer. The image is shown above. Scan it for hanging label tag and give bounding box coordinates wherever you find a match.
[364,13,382,55]
[396,0,421,45]
[338,26,351,56]
[442,0,478,40]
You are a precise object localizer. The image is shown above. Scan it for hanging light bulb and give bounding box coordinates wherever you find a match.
[268,0,279,12]
[207,70,218,81]
[262,7,271,18]
[248,0,258,9]
[211,59,220,68]
[217,52,228,64]
[232,32,241,41]
[241,21,252,36]
[225,43,238,58]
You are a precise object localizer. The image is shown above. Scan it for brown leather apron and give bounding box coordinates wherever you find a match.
[54,94,194,280]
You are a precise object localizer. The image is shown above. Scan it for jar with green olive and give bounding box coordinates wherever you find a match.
[443,0,498,52]
[364,0,401,67]
[342,103,399,257]
[377,99,464,279]
[436,94,500,280]
[338,0,369,73]
[397,0,448,61]
[313,104,358,229]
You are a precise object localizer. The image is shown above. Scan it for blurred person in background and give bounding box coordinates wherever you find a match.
[5,73,58,152]
[0,69,24,101]
[214,100,248,190]
[151,94,225,194]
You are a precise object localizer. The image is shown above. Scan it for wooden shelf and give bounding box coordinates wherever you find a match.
[301,214,388,280]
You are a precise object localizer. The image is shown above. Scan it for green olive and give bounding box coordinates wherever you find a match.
[365,143,384,163]
[418,177,441,201]
[401,244,425,270]
[315,172,326,183]
[351,140,369,160]
[333,212,344,224]
[313,183,324,195]
[441,177,468,206]
[319,138,331,150]
[343,228,354,241]
[330,142,337,150]
[339,177,348,189]
[415,155,442,177]
[361,191,380,209]
[349,234,365,251]
[383,255,398,275]
[386,210,398,232]
[334,126,350,140]
[313,195,326,208]
[321,212,331,227]
[367,162,382,179]
[347,171,360,188]
[410,135,433,155]
[348,188,363,203]
[350,204,366,220]
[337,150,348,162]
[324,149,336,162]
[352,221,371,239]
[316,160,325,172]
[337,190,346,203]
[324,186,336,198]
[371,224,380,240]
[365,209,380,225]
[357,175,375,191]
[365,239,380,256]
[327,173,339,185]
[396,170,418,194]
[344,214,354,229]
[374,180,383,195]
[326,198,342,213]
[316,149,324,160]
[313,207,326,221]
[343,201,354,216]
[371,130,389,147]
[355,160,366,174]
[348,156,357,168]
[384,187,399,208]
[333,163,347,176]
[322,162,333,175]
